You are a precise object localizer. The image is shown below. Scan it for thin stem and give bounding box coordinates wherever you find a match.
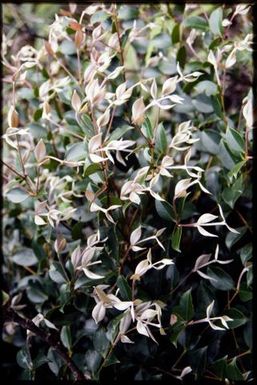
[113,5,126,81]
[1,159,26,179]
[77,48,82,84]
[4,306,85,382]
[172,348,186,369]
[119,245,131,274]
[54,54,78,84]
[105,106,116,139]
[97,333,120,376]
[169,271,192,295]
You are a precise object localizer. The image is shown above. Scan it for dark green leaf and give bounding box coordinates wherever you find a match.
[6,188,30,203]
[225,358,244,380]
[155,123,168,154]
[60,326,72,350]
[171,226,182,252]
[117,275,132,300]
[65,142,86,162]
[209,7,223,36]
[207,266,234,291]
[200,129,220,155]
[184,16,208,31]
[17,346,33,370]
[176,46,187,68]
[49,262,68,284]
[93,328,110,358]
[108,125,133,141]
[34,108,43,121]
[224,127,244,154]
[224,308,248,329]
[155,200,176,222]
[174,289,194,321]
[103,352,120,367]
[85,350,101,373]
[195,80,218,96]
[172,23,181,44]
[91,10,109,24]
[141,117,153,140]
[12,248,37,266]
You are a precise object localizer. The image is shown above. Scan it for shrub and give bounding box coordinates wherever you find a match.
[2,3,253,382]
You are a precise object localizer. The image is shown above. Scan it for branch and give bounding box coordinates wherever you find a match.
[4,306,86,382]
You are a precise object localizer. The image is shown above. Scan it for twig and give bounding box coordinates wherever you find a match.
[1,159,26,180]
[113,5,126,81]
[4,306,86,382]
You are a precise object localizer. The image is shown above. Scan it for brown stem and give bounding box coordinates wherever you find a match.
[1,159,26,180]
[113,6,126,81]
[169,271,192,295]
[4,306,85,382]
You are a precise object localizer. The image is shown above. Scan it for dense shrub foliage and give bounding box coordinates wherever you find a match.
[2,3,253,382]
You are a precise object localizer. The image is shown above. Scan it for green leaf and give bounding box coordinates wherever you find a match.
[225,227,246,249]
[218,140,237,169]
[193,96,214,113]
[211,95,223,118]
[172,23,181,44]
[225,358,244,380]
[184,16,208,31]
[178,288,194,321]
[106,313,124,343]
[17,346,33,370]
[169,321,185,348]
[141,117,153,140]
[12,248,37,266]
[47,348,63,376]
[116,275,132,300]
[84,163,102,177]
[91,10,109,24]
[239,283,253,302]
[65,142,86,162]
[171,226,182,252]
[93,328,110,358]
[227,160,246,182]
[155,200,176,222]
[2,290,10,305]
[240,244,252,265]
[33,353,49,369]
[118,5,139,20]
[210,356,227,379]
[6,187,30,203]
[224,308,248,329]
[61,326,72,350]
[155,123,168,154]
[28,123,48,138]
[34,108,43,121]
[200,130,220,155]
[209,7,223,36]
[78,113,94,136]
[177,46,187,68]
[207,266,234,291]
[60,40,76,55]
[108,125,133,141]
[195,80,218,96]
[85,350,101,374]
[222,176,243,208]
[124,44,139,71]
[27,283,48,304]
[49,262,67,284]
[103,352,120,367]
[224,127,244,154]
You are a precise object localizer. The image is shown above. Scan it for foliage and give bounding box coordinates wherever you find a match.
[2,3,253,382]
